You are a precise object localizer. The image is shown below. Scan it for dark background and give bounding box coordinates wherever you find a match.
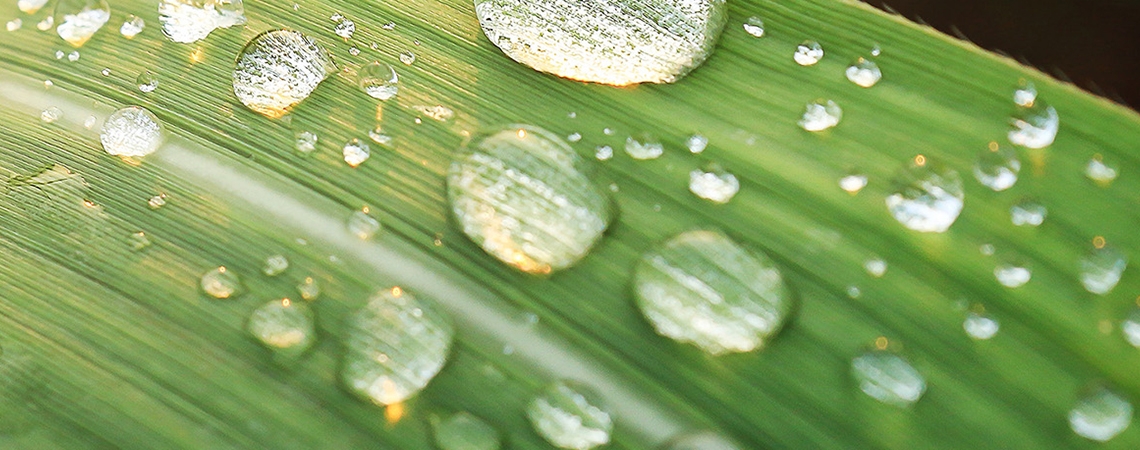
[873,0,1140,109]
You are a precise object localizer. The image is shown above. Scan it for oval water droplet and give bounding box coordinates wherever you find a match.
[1008,103,1058,149]
[358,62,399,100]
[527,381,612,450]
[1122,308,1140,347]
[342,288,454,405]
[53,0,110,47]
[1070,388,1132,442]
[964,312,999,340]
[885,157,963,233]
[634,230,794,355]
[200,266,241,298]
[1010,199,1046,227]
[262,254,289,276]
[1085,156,1118,185]
[1079,245,1127,295]
[972,144,1019,191]
[40,106,63,123]
[793,40,823,66]
[666,432,742,450]
[294,130,318,154]
[248,298,315,358]
[119,15,144,38]
[839,173,867,194]
[447,125,613,274]
[432,412,500,450]
[67,50,80,61]
[5,18,21,31]
[232,29,336,118]
[689,165,739,204]
[342,138,371,167]
[136,70,159,93]
[475,0,727,85]
[845,57,881,87]
[625,133,664,160]
[399,51,416,65]
[347,209,381,239]
[148,193,167,209]
[686,134,708,154]
[159,0,247,43]
[994,263,1031,288]
[37,15,54,31]
[100,106,164,158]
[851,350,925,407]
[799,99,841,131]
[742,16,764,37]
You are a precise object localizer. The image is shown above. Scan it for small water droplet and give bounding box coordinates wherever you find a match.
[83,115,97,128]
[1069,388,1132,442]
[864,258,887,277]
[200,266,241,299]
[602,127,614,136]
[447,125,613,274]
[247,298,315,358]
[964,312,999,340]
[127,231,151,251]
[870,44,881,57]
[994,263,1031,288]
[980,243,996,256]
[1013,81,1037,107]
[742,16,764,37]
[594,145,613,161]
[329,12,343,21]
[851,350,925,407]
[625,132,664,160]
[412,104,454,122]
[36,15,53,31]
[1010,199,1046,227]
[53,0,110,47]
[689,165,739,204]
[136,70,159,93]
[67,50,80,61]
[1122,308,1140,347]
[262,254,289,276]
[148,193,167,209]
[1085,156,1118,185]
[432,412,500,450]
[100,68,110,76]
[17,0,48,14]
[799,99,841,131]
[348,45,360,56]
[54,50,65,59]
[399,51,416,65]
[232,30,336,118]
[839,173,867,194]
[368,127,393,146]
[296,276,320,300]
[294,130,318,154]
[686,134,709,154]
[793,40,823,66]
[1079,245,1127,295]
[634,230,794,354]
[342,288,454,405]
[334,18,355,39]
[6,19,22,32]
[357,62,399,100]
[846,285,861,298]
[119,15,144,38]
[527,381,612,450]
[1008,103,1059,149]
[100,106,163,158]
[347,209,381,240]
[973,144,1020,191]
[382,21,395,30]
[845,57,881,87]
[566,132,582,143]
[342,138,370,167]
[885,157,963,233]
[40,106,63,123]
[159,0,247,43]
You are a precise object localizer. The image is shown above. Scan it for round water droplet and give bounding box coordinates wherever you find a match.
[232,29,336,118]
[342,138,370,167]
[475,0,727,85]
[1013,81,1037,107]
[864,258,887,277]
[793,40,823,66]
[851,350,925,407]
[686,134,708,154]
[368,127,393,146]
[159,0,247,43]
[689,166,739,204]
[40,106,63,123]
[347,209,381,239]
[964,312,999,340]
[136,70,159,93]
[120,15,144,38]
[839,173,867,194]
[6,19,22,32]
[334,18,355,39]
[358,62,399,100]
[67,50,80,61]
[994,263,1031,288]
[248,298,315,357]
[625,133,664,160]
[665,432,742,450]
[53,0,110,47]
[1122,308,1140,347]
[342,288,454,405]
[1079,246,1127,295]
[885,157,963,233]
[200,266,241,298]
[845,57,881,87]
[399,51,415,65]
[594,145,613,161]
[18,0,48,14]
[294,130,318,154]
[972,144,1020,191]
[1085,156,1118,185]
[296,276,320,301]
[432,412,500,450]
[799,99,841,131]
[447,125,613,274]
[262,254,289,276]
[1008,103,1058,149]
[1009,199,1046,227]
[1070,388,1132,442]
[527,381,612,450]
[634,230,794,355]
[100,106,163,158]
[742,16,764,37]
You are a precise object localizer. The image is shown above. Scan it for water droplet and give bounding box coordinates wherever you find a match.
[296,276,320,301]
[793,40,823,66]
[845,57,881,87]
[964,312,999,340]
[1122,309,1140,347]
[342,288,454,405]
[345,209,382,240]
[994,263,1031,288]
[399,51,416,65]
[839,173,867,194]
[357,62,400,101]
[1013,81,1036,107]
[1008,103,1058,149]
[666,432,741,450]
[136,70,159,93]
[686,134,709,154]
[689,165,739,204]
[40,106,63,123]
[247,298,315,358]
[334,18,355,39]
[17,0,48,14]
[53,0,110,47]
[159,0,247,43]
[1079,246,1127,295]
[979,243,996,256]
[6,19,22,32]
[799,99,841,131]
[846,285,861,298]
[851,350,925,407]
[100,68,111,76]
[83,115,97,128]
[885,157,964,233]
[475,0,727,85]
[972,144,1020,191]
[527,381,612,450]
[864,258,887,277]
[625,133,664,160]
[148,193,167,209]
[1009,199,1046,227]
[432,412,500,450]
[329,12,343,21]
[262,254,289,276]
[55,50,65,59]
[594,145,613,161]
[127,231,151,251]
[602,127,615,136]
[200,266,241,299]
[368,127,393,146]
[412,104,454,122]
[119,15,144,38]
[566,132,582,143]
[37,15,54,31]
[100,106,163,158]
[1070,388,1132,442]
[67,50,80,61]
[347,45,360,56]
[382,21,395,30]
[294,130,318,154]
[232,30,336,118]
[634,230,794,354]
[742,16,764,37]
[342,138,371,167]
[1085,156,1118,185]
[870,44,881,57]
[447,125,613,274]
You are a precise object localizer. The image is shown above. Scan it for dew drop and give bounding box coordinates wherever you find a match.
[594,145,613,161]
[851,350,925,407]
[994,263,1031,288]
[54,50,65,59]
[602,127,615,136]
[1009,199,1046,227]
[100,68,111,76]
[159,0,247,43]
[342,138,371,167]
[382,21,396,30]
[1121,308,1140,347]
[979,243,995,256]
[566,132,582,143]
[885,157,963,233]
[839,173,867,194]
[742,16,764,37]
[342,288,454,405]
[120,15,144,38]
[1069,388,1132,442]
[37,16,54,31]
[262,254,289,276]
[368,127,393,146]
[296,276,320,301]
[1013,81,1037,107]
[666,432,741,450]
[845,57,881,87]
[247,298,315,358]
[864,258,887,278]
[147,193,168,209]
[67,50,80,61]
[972,144,1020,191]
[964,312,999,340]
[232,29,336,118]
[686,134,708,154]
[846,285,861,298]
[870,44,881,57]
[1008,103,1059,149]
[294,130,318,154]
[358,62,398,100]
[127,231,151,251]
[799,99,841,131]
[793,40,823,66]
[625,132,664,160]
[527,381,612,450]
[634,230,794,355]
[6,19,22,32]
[399,51,416,65]
[347,209,381,240]
[53,0,110,47]
[136,70,159,93]
[1079,245,1127,295]
[432,412,500,450]
[334,18,355,39]
[17,0,48,14]
[1085,156,1118,185]
[40,106,63,123]
[412,104,454,122]
[447,125,613,274]
[83,115,97,129]
[689,165,739,204]
[99,106,163,158]
[348,45,360,56]
[200,266,240,299]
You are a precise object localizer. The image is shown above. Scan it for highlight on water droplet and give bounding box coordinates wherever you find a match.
[431,412,500,450]
[1008,103,1058,149]
[994,262,1031,288]
[742,16,764,37]
[845,57,881,87]
[247,298,315,358]
[972,143,1020,191]
[1069,388,1132,442]
[799,99,841,131]
[37,15,54,31]
[1085,155,1118,185]
[963,311,999,340]
[232,29,336,118]
[100,106,164,158]
[342,138,370,167]
[474,0,727,85]
[262,254,289,276]
[159,0,247,43]
[136,70,159,93]
[527,381,612,450]
[200,266,241,299]
[1079,244,1127,295]
[634,229,794,355]
[447,124,613,274]
[689,165,739,204]
[851,349,925,407]
[67,50,80,61]
[412,104,455,122]
[793,40,823,66]
[686,134,708,154]
[54,0,111,47]
[120,15,144,38]
[347,209,381,240]
[358,62,399,100]
[341,288,454,405]
[294,130,318,154]
[885,156,963,233]
[40,106,63,123]
[1009,199,1046,227]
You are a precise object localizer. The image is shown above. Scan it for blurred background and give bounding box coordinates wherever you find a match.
[874,0,1140,108]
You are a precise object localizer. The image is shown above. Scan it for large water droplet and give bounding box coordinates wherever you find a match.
[964,312,999,340]
[474,0,727,85]
[358,62,399,100]
[972,144,1020,191]
[1009,199,1046,227]
[447,125,613,274]
[625,133,664,160]
[527,381,612,450]
[742,16,764,37]
[1008,103,1059,149]
[1079,245,1127,295]
[688,166,739,204]
[119,15,144,38]
[159,0,246,43]
[342,288,454,405]
[432,412,500,450]
[247,298,315,358]
[200,266,241,298]
[100,106,164,158]
[793,40,823,66]
[851,350,925,407]
[342,138,371,167]
[634,229,794,355]
[799,99,841,131]
[845,57,881,87]
[1069,389,1132,442]
[885,157,964,233]
[232,29,336,118]
[53,0,110,47]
